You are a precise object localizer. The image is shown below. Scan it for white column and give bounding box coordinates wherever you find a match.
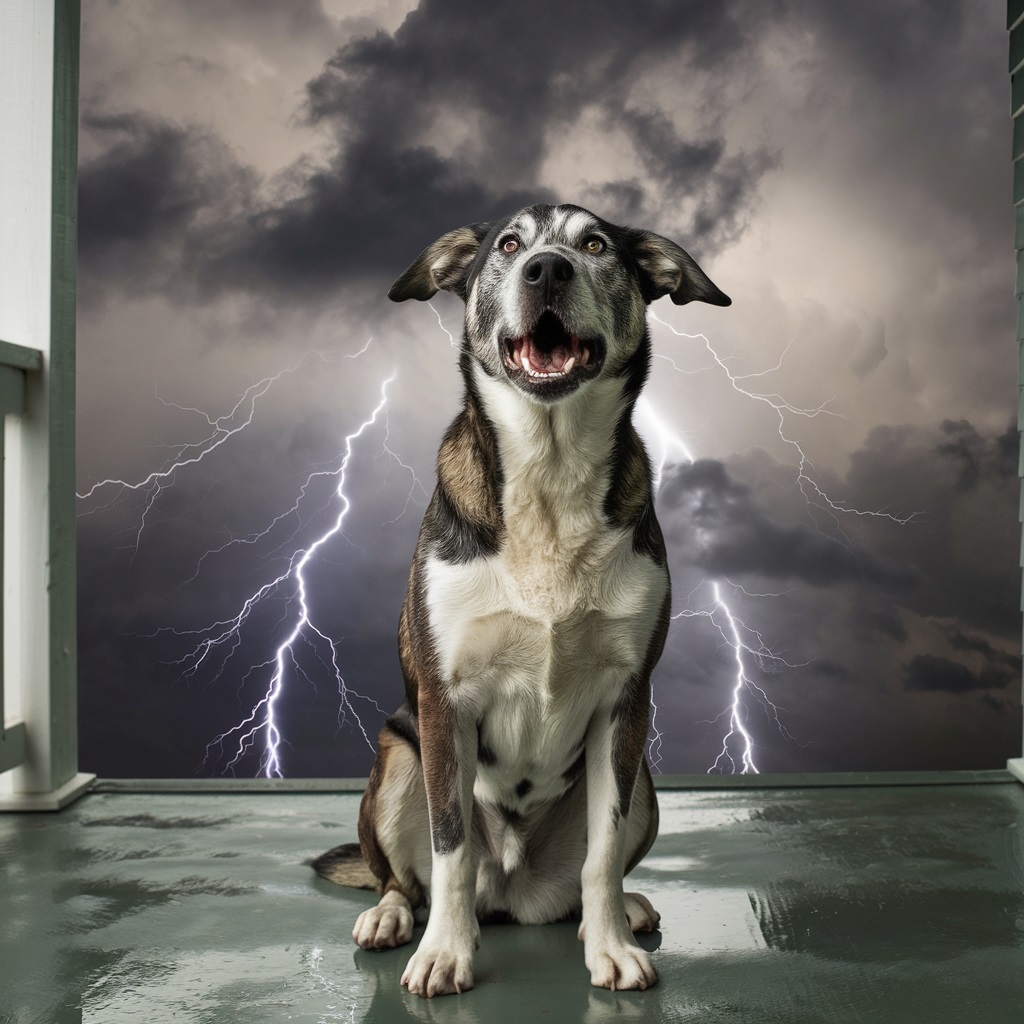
[0,0,92,810]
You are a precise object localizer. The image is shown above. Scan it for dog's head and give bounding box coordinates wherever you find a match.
[389,203,729,403]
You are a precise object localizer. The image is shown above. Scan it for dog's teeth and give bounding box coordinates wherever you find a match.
[563,356,576,374]
[580,348,590,366]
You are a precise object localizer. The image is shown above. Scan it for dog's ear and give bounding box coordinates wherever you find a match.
[629,230,731,307]
[388,222,492,302]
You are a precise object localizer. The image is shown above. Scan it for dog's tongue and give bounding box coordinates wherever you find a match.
[523,337,571,372]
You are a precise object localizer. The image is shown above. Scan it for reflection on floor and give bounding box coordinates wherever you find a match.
[1,776,1023,1023]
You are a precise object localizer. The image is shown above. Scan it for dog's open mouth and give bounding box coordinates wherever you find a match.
[503,312,602,387]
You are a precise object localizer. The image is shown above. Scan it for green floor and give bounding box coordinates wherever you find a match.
[2,778,1023,1023]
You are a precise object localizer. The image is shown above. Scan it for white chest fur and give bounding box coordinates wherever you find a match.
[422,369,667,802]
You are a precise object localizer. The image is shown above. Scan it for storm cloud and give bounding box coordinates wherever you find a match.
[75,0,1021,776]
[659,458,919,587]
[78,0,777,302]
[904,654,1017,694]
[78,112,258,296]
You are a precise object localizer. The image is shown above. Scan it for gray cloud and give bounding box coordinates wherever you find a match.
[936,418,1017,492]
[904,653,1016,694]
[220,0,772,285]
[849,317,889,379]
[789,0,968,87]
[949,628,1021,667]
[173,0,337,38]
[844,419,1020,636]
[850,603,910,643]
[79,0,778,303]
[78,112,257,296]
[786,0,1005,233]
[659,458,919,587]
[808,659,853,680]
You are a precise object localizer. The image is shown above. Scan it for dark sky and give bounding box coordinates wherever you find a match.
[77,0,1021,778]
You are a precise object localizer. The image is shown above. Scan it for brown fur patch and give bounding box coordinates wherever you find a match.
[388,223,491,301]
[397,603,419,715]
[309,843,378,890]
[397,542,470,857]
[417,690,465,856]
[356,725,424,907]
[436,397,503,542]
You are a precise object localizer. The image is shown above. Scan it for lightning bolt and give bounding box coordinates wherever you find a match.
[75,343,375,553]
[80,340,428,778]
[641,395,803,773]
[194,373,405,777]
[639,396,794,774]
[428,300,459,348]
[644,308,914,773]
[648,310,917,535]
[672,580,809,774]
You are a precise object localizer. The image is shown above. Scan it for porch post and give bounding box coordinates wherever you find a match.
[0,0,92,810]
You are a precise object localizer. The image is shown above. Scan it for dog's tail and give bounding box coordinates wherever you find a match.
[309,842,378,890]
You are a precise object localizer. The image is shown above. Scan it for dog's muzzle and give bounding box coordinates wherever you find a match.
[502,311,604,397]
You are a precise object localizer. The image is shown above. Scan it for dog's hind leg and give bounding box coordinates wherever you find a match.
[623,892,660,933]
[352,712,430,951]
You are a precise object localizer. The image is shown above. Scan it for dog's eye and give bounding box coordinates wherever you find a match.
[583,236,606,255]
[500,236,520,254]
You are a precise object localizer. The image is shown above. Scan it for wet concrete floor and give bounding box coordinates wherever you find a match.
[1,779,1023,1023]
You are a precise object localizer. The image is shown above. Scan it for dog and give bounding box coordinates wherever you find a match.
[312,203,730,997]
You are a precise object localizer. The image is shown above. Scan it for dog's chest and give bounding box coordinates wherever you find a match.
[426,504,654,682]
[424,447,664,801]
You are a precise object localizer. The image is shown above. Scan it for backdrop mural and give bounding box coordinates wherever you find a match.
[77,0,1021,778]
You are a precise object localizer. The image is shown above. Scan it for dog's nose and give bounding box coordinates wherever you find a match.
[522,252,574,299]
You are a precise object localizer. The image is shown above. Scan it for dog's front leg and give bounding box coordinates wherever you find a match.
[401,694,479,997]
[579,676,658,991]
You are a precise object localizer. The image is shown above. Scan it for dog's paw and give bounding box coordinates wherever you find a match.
[585,940,658,991]
[623,892,660,933]
[352,896,414,950]
[401,943,475,997]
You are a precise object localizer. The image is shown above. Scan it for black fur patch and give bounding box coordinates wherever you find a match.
[562,748,586,787]
[478,725,498,767]
[515,778,533,799]
[603,410,666,568]
[431,800,466,856]
[427,483,499,563]
[610,675,646,819]
[631,498,667,566]
[384,701,421,756]
[498,804,523,825]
